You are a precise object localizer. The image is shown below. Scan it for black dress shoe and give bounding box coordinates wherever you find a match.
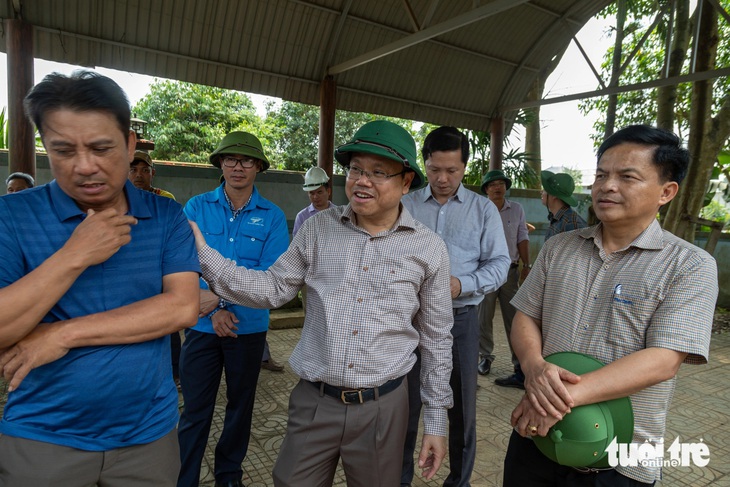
[477,357,492,376]
[215,480,245,487]
[494,372,525,389]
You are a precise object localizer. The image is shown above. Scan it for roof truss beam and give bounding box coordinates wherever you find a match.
[326,0,532,75]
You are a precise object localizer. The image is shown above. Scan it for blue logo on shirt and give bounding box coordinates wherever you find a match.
[248,216,264,226]
[613,284,633,305]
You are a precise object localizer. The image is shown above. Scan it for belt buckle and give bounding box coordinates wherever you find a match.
[340,389,364,404]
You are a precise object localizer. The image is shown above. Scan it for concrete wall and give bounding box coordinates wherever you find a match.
[3,151,728,307]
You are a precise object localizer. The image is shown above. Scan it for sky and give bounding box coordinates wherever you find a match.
[0,16,613,179]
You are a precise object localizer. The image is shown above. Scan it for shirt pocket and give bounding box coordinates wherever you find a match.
[235,223,267,267]
[198,219,224,237]
[606,282,660,354]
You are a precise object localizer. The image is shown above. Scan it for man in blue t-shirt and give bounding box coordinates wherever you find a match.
[0,71,201,487]
[178,131,289,487]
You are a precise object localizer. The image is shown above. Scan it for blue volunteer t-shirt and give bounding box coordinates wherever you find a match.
[184,184,289,335]
[0,180,200,451]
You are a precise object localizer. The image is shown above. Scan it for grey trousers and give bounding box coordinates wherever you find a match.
[0,429,179,487]
[478,266,519,367]
[273,377,409,487]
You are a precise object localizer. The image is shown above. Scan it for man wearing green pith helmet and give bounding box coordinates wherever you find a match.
[188,120,454,486]
[177,131,289,487]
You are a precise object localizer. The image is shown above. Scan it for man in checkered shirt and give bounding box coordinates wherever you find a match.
[190,121,454,487]
[504,125,718,486]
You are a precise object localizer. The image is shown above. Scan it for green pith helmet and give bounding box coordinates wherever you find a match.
[532,352,634,468]
[480,169,512,193]
[209,131,270,171]
[334,120,424,189]
[541,170,578,206]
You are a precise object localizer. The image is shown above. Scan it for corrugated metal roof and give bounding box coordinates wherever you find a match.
[0,0,613,130]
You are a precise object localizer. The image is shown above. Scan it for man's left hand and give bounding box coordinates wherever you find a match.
[0,323,69,392]
[418,434,447,480]
[510,394,560,437]
[449,276,461,299]
[520,266,530,282]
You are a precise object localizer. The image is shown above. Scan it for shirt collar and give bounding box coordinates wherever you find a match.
[420,183,465,204]
[50,180,150,222]
[499,198,513,212]
[578,219,664,251]
[215,184,260,210]
[340,203,417,232]
[549,206,569,223]
[308,201,334,213]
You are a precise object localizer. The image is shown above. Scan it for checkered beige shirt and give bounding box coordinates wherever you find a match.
[513,220,718,483]
[199,204,454,436]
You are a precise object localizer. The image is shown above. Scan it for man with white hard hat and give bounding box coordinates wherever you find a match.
[292,166,335,237]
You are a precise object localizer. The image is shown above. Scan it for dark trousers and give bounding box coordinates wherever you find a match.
[402,306,479,487]
[503,431,655,487]
[170,330,182,378]
[177,329,267,487]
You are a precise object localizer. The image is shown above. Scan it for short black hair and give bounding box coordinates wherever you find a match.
[5,172,35,187]
[421,126,469,164]
[24,70,131,140]
[596,125,689,184]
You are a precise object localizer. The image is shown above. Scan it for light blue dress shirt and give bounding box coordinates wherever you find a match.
[402,184,510,308]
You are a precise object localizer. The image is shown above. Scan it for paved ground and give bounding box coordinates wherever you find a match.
[1,310,728,486]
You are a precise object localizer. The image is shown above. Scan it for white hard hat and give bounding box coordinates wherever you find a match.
[303,166,330,191]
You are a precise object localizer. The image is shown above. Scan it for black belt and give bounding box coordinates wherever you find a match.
[310,376,404,404]
[510,262,519,269]
[453,304,475,316]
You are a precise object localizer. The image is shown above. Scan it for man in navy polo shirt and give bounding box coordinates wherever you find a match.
[0,70,200,486]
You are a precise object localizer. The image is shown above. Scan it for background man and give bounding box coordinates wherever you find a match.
[0,70,200,486]
[477,170,530,391]
[129,149,176,199]
[401,126,510,487]
[189,120,454,487]
[505,125,718,486]
[5,172,35,194]
[177,131,288,487]
[292,166,335,237]
[540,170,587,241]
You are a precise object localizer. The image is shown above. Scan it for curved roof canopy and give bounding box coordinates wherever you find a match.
[0,0,613,130]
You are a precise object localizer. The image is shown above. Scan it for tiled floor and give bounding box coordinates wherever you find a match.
[204,320,730,487]
[2,314,728,486]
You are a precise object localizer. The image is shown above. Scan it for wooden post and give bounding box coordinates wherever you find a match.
[489,115,504,171]
[5,19,35,177]
[318,76,336,187]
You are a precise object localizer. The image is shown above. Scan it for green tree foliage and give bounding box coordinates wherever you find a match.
[0,107,7,149]
[133,80,260,164]
[461,109,538,189]
[580,1,729,148]
[579,1,730,242]
[263,101,419,172]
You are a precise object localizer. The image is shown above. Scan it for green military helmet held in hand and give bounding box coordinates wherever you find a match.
[531,352,634,469]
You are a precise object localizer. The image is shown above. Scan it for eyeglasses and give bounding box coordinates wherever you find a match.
[221,155,257,168]
[346,165,405,184]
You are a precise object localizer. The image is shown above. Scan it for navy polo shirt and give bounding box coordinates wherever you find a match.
[0,180,200,451]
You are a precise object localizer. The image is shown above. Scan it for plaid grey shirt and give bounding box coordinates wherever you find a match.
[198,204,454,436]
[513,220,718,483]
